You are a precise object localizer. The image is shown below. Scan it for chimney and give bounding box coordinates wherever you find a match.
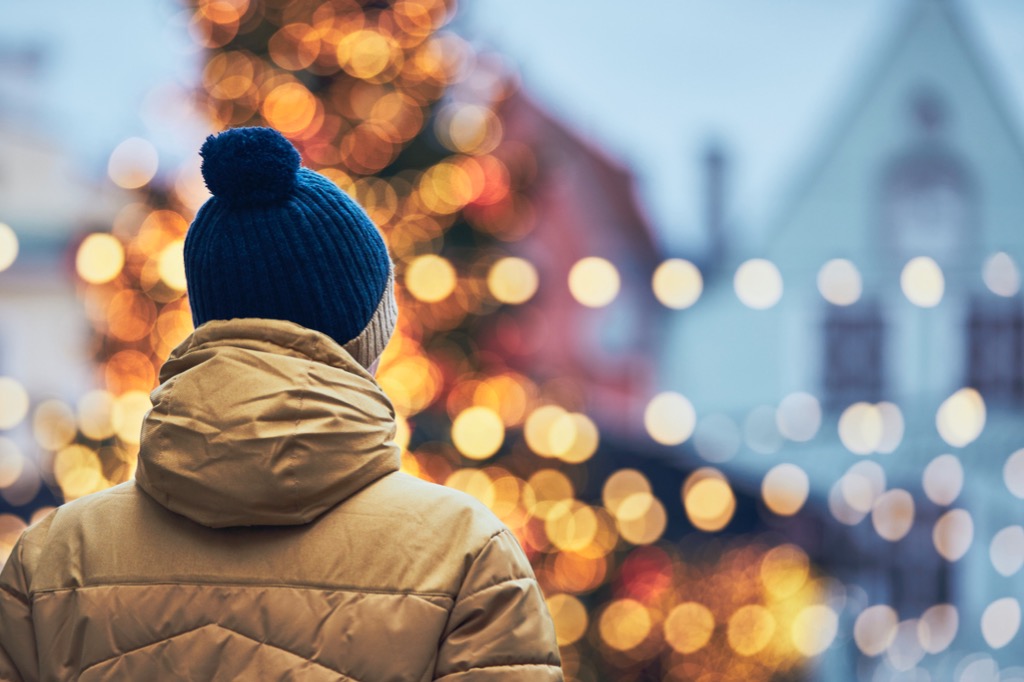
[703,142,727,267]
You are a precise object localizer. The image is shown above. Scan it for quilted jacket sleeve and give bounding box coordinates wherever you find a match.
[434,529,563,681]
[0,535,39,682]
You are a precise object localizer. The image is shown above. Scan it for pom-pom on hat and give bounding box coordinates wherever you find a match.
[184,127,397,369]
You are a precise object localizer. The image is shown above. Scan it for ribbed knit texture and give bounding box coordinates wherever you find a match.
[184,129,396,368]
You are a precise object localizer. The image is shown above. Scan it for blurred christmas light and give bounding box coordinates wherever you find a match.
[652,258,702,309]
[107,137,159,189]
[76,233,125,285]
[644,391,696,446]
[816,258,862,306]
[567,257,620,308]
[936,387,986,448]
[900,256,944,307]
[982,252,1020,297]
[0,223,18,273]
[734,258,782,310]
[0,378,30,431]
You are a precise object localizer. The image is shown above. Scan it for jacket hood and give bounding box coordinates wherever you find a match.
[136,318,401,528]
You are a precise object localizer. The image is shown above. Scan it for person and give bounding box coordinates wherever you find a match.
[0,127,563,681]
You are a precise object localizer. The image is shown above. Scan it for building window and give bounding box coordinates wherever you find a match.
[823,300,885,407]
[966,297,1024,403]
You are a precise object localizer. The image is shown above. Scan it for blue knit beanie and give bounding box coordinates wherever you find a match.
[184,127,397,368]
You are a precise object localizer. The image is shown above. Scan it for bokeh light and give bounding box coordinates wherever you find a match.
[734,258,783,309]
[854,604,898,656]
[567,257,620,308]
[900,256,944,307]
[652,258,703,309]
[487,256,538,304]
[405,254,457,302]
[76,233,125,285]
[683,468,735,532]
[0,223,18,273]
[108,137,159,189]
[981,597,1021,649]
[982,252,1020,297]
[922,453,963,506]
[776,392,821,442]
[664,602,715,654]
[644,392,696,445]
[871,489,914,542]
[451,406,505,460]
[0,378,30,431]
[933,508,973,561]
[990,526,1024,577]
[817,258,862,306]
[936,388,986,448]
[762,463,810,516]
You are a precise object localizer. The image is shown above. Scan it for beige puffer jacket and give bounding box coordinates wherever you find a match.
[0,319,562,681]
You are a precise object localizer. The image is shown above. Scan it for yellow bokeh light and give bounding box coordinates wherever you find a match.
[617,495,666,545]
[527,468,574,519]
[602,469,651,516]
[76,233,125,285]
[760,544,810,600]
[32,400,77,451]
[817,258,862,306]
[567,257,620,308]
[727,604,776,656]
[112,391,153,445]
[900,256,944,307]
[53,444,105,501]
[734,258,783,309]
[546,593,588,646]
[451,406,504,460]
[599,599,652,651]
[524,404,568,458]
[644,391,696,445]
[262,82,318,134]
[871,489,914,542]
[0,377,30,430]
[0,223,18,273]
[77,390,116,441]
[487,257,538,304]
[337,29,399,80]
[762,463,810,517]
[545,500,599,552]
[444,468,495,508]
[854,604,898,656]
[158,240,187,291]
[548,412,599,464]
[936,387,985,448]
[0,438,24,489]
[652,259,703,309]
[405,254,457,302]
[791,605,838,657]
[683,469,735,532]
[108,137,159,189]
[933,508,973,562]
[664,602,715,654]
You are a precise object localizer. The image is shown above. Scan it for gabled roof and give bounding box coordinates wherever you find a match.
[765,0,1024,250]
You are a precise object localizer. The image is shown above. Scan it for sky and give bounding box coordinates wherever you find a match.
[1,0,1023,255]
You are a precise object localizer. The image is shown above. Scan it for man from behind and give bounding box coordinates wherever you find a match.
[0,127,562,681]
